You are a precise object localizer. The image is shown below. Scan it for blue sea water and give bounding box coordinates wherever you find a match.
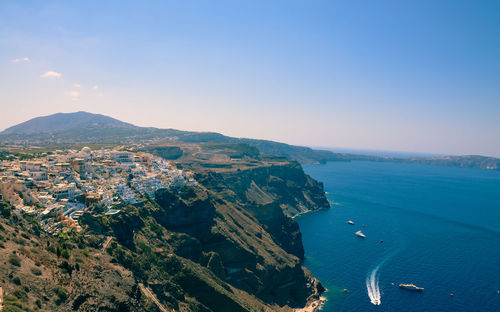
[298,161,500,312]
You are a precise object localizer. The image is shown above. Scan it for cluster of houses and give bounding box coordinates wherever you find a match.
[0,147,195,235]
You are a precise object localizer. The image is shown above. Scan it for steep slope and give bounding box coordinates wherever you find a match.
[196,161,330,260]
[75,156,328,311]
[81,192,293,312]
[1,111,137,134]
[149,155,329,307]
[0,202,158,312]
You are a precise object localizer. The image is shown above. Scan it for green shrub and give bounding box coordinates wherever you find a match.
[46,245,56,253]
[60,249,70,259]
[3,295,18,303]
[9,254,21,266]
[54,286,68,305]
[12,276,21,285]
[0,201,11,218]
[81,250,91,257]
[31,267,42,276]
[3,306,23,312]
[13,238,26,246]
[12,289,28,301]
[59,261,73,276]
[75,257,84,263]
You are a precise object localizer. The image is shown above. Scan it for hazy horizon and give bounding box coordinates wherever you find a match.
[1,1,499,157]
[1,110,495,159]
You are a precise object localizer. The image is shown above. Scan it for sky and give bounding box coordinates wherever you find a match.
[1,0,499,157]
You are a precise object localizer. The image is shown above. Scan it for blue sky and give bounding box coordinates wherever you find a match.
[1,0,499,156]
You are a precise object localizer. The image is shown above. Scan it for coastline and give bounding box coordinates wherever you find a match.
[292,200,331,311]
[292,206,330,219]
[295,296,327,312]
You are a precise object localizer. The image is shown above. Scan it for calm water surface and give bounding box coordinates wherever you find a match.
[299,161,500,311]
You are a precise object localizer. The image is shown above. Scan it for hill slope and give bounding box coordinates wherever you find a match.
[1,111,499,169]
[1,111,137,134]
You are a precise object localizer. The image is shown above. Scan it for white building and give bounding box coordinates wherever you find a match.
[51,183,76,200]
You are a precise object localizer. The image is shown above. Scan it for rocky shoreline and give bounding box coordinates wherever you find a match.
[296,296,327,312]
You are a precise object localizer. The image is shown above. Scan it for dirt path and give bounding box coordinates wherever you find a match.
[138,283,170,312]
[101,236,112,252]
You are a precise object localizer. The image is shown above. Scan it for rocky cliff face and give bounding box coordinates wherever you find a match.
[194,162,330,259]
[0,148,329,312]
[152,161,329,308]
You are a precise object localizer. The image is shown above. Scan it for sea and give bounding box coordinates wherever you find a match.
[298,160,500,312]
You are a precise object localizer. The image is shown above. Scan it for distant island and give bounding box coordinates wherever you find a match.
[1,111,499,170]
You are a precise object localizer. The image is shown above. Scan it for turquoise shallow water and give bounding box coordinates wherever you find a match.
[298,161,500,311]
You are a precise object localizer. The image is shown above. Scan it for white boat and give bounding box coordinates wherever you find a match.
[347,220,355,225]
[355,230,366,238]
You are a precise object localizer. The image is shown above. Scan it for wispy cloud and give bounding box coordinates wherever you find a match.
[67,91,80,101]
[92,85,99,90]
[73,83,81,88]
[40,71,62,78]
[10,57,30,63]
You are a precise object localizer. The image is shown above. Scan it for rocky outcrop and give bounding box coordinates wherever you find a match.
[154,187,215,238]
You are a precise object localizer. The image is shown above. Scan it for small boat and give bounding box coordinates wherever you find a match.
[355,230,366,238]
[399,283,424,291]
[347,220,355,225]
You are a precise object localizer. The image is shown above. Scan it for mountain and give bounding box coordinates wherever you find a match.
[1,111,137,134]
[0,111,338,164]
[1,111,499,170]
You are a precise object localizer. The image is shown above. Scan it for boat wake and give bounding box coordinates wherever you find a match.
[366,251,399,306]
[366,264,382,305]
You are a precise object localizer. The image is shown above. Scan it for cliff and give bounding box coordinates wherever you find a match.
[0,143,330,311]
[83,154,328,311]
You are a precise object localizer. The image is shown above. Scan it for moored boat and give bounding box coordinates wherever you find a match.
[355,230,366,238]
[347,220,355,225]
[398,283,424,291]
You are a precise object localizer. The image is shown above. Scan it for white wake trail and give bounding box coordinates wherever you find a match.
[366,264,382,305]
